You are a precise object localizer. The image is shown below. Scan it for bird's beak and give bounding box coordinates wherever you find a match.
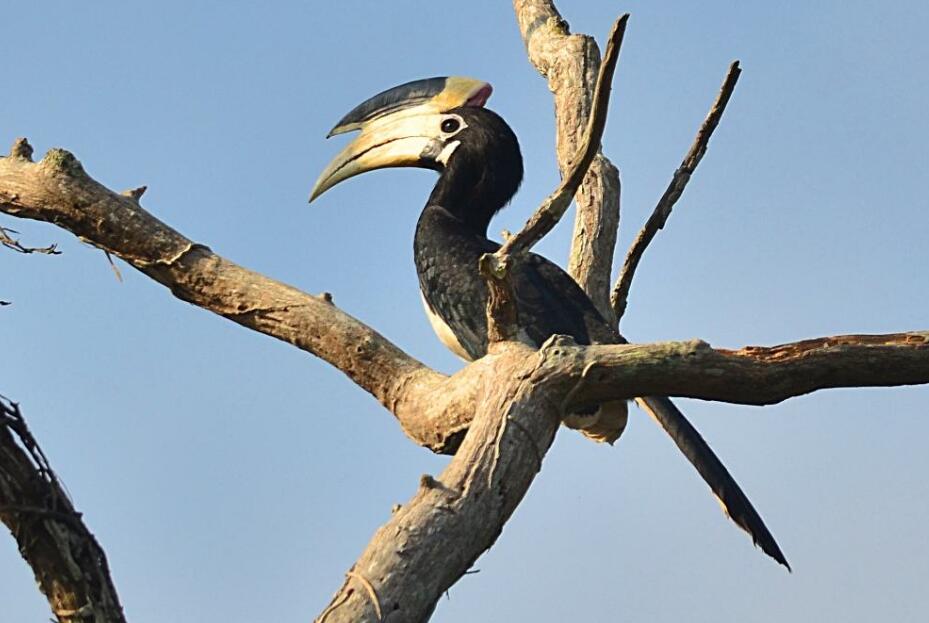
[310,76,492,202]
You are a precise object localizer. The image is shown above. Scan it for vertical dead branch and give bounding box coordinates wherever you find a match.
[0,397,127,623]
[497,13,627,263]
[513,0,622,322]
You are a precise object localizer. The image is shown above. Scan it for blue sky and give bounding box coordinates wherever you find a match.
[3,2,928,621]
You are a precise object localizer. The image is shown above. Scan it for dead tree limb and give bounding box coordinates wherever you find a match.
[315,341,558,622]
[611,61,742,326]
[491,13,626,281]
[0,396,127,623]
[0,140,475,454]
[513,0,622,322]
[546,332,929,406]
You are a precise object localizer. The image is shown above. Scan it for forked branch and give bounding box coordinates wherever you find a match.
[3,13,929,617]
[1,225,59,255]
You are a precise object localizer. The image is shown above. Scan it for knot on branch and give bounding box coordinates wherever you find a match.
[419,474,440,489]
[539,334,578,357]
[9,138,33,162]
[681,339,712,357]
[41,148,86,178]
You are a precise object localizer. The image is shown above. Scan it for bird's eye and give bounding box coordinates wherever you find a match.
[441,118,461,133]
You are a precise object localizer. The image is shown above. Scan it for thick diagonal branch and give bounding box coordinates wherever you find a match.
[0,397,127,623]
[0,140,475,454]
[513,1,622,322]
[316,342,559,623]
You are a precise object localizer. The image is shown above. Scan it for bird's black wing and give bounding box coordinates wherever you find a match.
[521,253,617,345]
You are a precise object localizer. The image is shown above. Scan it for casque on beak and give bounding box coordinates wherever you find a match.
[309,76,492,202]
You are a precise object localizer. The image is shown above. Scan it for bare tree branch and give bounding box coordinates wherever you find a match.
[0,225,59,255]
[552,332,929,407]
[315,341,560,623]
[611,61,742,326]
[493,13,627,275]
[480,11,625,403]
[0,396,127,623]
[0,140,475,454]
[513,0,622,322]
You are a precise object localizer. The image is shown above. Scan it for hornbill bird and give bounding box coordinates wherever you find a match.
[311,76,789,569]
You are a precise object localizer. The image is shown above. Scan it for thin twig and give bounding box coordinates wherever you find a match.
[611,61,741,326]
[493,13,628,265]
[0,225,59,255]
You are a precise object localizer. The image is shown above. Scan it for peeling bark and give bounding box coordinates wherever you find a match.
[549,333,929,407]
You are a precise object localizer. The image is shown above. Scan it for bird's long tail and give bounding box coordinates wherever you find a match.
[637,396,790,571]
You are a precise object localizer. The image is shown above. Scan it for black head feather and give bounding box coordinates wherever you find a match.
[427,107,523,234]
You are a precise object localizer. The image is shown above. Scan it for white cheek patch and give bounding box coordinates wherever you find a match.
[436,140,461,166]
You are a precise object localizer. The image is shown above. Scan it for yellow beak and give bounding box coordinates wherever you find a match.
[309,76,492,202]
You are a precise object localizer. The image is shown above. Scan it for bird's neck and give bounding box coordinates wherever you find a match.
[425,144,522,237]
[425,171,494,237]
